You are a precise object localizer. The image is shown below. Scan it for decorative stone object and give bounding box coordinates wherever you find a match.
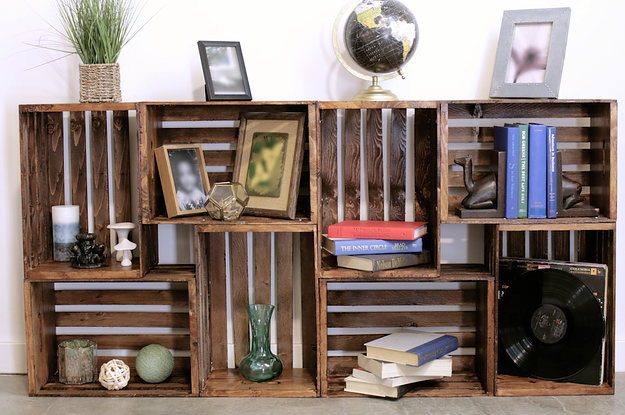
[70,233,106,269]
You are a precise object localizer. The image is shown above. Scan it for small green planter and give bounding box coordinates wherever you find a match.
[58,339,98,384]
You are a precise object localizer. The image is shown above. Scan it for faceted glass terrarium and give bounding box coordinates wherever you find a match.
[205,182,249,221]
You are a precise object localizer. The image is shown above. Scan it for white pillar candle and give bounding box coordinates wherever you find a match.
[52,205,80,262]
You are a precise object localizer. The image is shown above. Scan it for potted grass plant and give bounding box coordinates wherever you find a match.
[57,0,142,103]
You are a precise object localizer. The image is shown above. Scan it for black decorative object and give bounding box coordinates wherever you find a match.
[556,152,599,218]
[70,233,106,269]
[454,151,506,219]
[561,175,584,209]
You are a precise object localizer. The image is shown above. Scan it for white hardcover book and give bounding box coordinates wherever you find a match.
[352,368,442,387]
[344,376,416,399]
[358,354,453,379]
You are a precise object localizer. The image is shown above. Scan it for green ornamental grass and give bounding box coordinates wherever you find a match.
[57,0,141,64]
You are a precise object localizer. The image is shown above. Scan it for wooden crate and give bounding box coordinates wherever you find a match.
[318,279,494,397]
[195,230,317,397]
[24,266,199,397]
[20,104,139,278]
[440,100,617,224]
[318,102,440,278]
[496,224,616,396]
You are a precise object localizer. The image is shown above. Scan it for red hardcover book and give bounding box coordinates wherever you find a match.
[327,220,428,241]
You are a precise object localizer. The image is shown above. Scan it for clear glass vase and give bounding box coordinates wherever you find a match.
[239,304,283,382]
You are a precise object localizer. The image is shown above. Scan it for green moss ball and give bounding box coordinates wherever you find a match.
[135,344,174,383]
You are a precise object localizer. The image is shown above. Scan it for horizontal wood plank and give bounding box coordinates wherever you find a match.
[56,312,190,328]
[55,290,188,306]
[162,128,238,144]
[56,334,190,350]
[448,103,593,119]
[202,369,317,397]
[327,311,475,328]
[448,149,590,166]
[327,290,476,306]
[203,150,236,167]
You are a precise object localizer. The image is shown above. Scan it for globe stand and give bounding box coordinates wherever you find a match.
[352,76,399,102]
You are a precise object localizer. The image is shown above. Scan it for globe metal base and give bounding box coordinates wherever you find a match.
[352,77,398,101]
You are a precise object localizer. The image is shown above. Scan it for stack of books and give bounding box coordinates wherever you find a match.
[324,220,429,271]
[494,124,558,219]
[344,330,458,398]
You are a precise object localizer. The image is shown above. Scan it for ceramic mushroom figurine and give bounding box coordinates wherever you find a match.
[108,223,137,266]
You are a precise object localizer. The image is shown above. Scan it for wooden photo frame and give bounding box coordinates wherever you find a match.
[490,8,571,98]
[233,112,306,219]
[155,145,211,218]
[198,41,252,101]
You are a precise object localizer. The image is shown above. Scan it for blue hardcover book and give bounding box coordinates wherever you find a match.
[547,126,558,218]
[528,124,548,219]
[494,126,519,219]
[322,235,423,256]
[365,330,459,367]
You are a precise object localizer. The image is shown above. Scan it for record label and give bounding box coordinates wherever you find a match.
[531,304,567,344]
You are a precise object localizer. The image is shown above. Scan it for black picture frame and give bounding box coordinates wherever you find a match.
[198,41,252,101]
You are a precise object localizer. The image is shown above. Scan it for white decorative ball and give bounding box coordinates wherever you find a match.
[99,359,130,391]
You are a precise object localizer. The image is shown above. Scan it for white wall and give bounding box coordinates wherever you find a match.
[1,0,624,373]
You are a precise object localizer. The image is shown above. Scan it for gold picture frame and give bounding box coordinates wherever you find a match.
[233,112,306,219]
[155,145,211,218]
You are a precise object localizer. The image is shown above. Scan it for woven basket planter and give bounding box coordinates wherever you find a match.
[79,63,122,103]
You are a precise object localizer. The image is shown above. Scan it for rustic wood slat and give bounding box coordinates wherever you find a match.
[389,109,407,221]
[327,290,476,306]
[46,113,64,207]
[320,109,338,233]
[230,232,250,366]
[194,232,210,394]
[90,111,110,253]
[36,112,52,263]
[208,232,228,370]
[328,312,475,328]
[207,172,233,184]
[529,231,549,259]
[112,111,132,223]
[344,109,361,221]
[506,231,526,258]
[56,312,190,327]
[69,111,88,232]
[160,104,309,122]
[448,170,592,188]
[55,289,188,306]
[448,102,591,119]
[187,277,199,396]
[161,128,238,144]
[253,233,272,304]
[56,334,190,350]
[552,230,571,260]
[328,332,476,350]
[414,109,437,223]
[366,109,384,220]
[448,126,591,143]
[203,150,236,167]
[448,149,591,167]
[203,369,316,397]
[275,233,294,368]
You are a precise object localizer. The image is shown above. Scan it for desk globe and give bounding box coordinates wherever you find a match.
[333,0,419,101]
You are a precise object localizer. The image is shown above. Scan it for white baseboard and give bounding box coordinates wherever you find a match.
[0,343,27,374]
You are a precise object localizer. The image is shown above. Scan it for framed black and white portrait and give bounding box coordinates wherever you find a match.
[155,145,211,218]
[490,8,571,98]
[198,41,252,101]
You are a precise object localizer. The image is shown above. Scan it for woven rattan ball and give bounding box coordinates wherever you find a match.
[99,359,130,391]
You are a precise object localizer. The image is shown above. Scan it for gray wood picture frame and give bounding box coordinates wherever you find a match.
[490,8,571,99]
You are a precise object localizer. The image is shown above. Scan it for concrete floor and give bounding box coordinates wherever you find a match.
[1,375,624,415]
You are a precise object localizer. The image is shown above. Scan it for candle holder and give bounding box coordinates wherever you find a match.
[58,340,97,384]
[205,182,249,221]
[108,222,137,267]
[70,233,106,269]
[52,205,80,262]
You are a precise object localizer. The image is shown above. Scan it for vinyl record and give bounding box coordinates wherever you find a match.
[499,269,604,381]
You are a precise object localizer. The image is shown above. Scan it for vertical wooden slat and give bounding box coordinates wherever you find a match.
[208,232,228,370]
[529,231,549,259]
[439,103,450,221]
[276,233,293,368]
[389,109,407,221]
[187,277,200,395]
[24,282,56,394]
[36,112,51,263]
[300,233,317,380]
[507,231,526,258]
[366,109,384,220]
[317,280,328,396]
[321,109,338,233]
[69,111,88,233]
[414,109,436,222]
[475,280,495,395]
[26,113,40,268]
[20,112,35,271]
[552,231,571,261]
[253,233,272,304]
[194,231,210,390]
[90,111,110,253]
[344,109,361,221]
[112,111,132,223]
[47,112,65,208]
[230,232,250,366]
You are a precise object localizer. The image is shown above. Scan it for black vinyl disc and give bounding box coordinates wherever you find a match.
[499,269,604,381]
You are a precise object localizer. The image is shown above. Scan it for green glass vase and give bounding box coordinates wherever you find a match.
[239,304,283,382]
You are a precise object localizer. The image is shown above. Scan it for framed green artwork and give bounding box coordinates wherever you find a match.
[233,112,306,219]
